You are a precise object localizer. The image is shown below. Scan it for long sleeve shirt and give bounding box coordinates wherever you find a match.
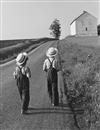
[13,66,31,79]
[43,57,60,72]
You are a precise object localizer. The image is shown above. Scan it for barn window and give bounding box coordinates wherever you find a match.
[86,27,87,31]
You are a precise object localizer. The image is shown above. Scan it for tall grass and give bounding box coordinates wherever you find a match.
[58,37,100,130]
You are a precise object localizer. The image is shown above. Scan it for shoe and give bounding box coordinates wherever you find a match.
[54,104,59,107]
[52,103,54,106]
[21,109,27,114]
[21,109,23,114]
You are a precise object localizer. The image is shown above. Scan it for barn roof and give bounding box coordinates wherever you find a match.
[70,11,97,25]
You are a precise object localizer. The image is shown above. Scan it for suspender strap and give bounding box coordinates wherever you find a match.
[48,58,54,67]
[18,66,22,73]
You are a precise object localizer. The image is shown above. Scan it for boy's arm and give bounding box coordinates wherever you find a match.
[56,60,61,72]
[26,67,31,78]
[13,71,17,79]
[13,67,18,79]
[43,60,47,72]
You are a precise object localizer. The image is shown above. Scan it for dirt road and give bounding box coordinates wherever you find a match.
[1,41,75,130]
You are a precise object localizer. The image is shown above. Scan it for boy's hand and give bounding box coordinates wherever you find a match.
[13,72,17,79]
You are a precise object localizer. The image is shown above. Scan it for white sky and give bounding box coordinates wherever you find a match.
[0,0,100,40]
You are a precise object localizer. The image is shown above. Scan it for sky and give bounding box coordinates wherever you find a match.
[0,0,100,40]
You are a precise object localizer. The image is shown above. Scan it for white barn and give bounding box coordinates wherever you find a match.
[70,11,97,36]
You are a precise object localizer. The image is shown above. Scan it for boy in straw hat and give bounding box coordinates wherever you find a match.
[13,52,31,114]
[43,47,59,106]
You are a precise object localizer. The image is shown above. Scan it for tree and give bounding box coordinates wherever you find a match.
[49,19,61,39]
[97,24,100,36]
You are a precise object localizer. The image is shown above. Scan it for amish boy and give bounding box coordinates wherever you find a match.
[13,52,31,114]
[43,47,59,106]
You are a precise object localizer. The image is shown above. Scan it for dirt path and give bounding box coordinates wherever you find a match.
[1,41,76,130]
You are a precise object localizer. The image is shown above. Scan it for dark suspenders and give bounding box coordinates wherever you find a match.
[48,58,54,68]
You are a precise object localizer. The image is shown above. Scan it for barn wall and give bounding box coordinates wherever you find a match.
[76,13,97,36]
[70,21,76,35]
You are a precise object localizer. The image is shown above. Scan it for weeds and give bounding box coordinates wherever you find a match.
[58,37,100,130]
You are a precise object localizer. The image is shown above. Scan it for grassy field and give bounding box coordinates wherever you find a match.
[58,36,100,130]
[0,37,55,64]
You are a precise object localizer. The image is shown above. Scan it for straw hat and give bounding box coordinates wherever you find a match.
[46,47,58,58]
[16,52,28,66]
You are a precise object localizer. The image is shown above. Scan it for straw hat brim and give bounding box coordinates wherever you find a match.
[16,57,28,66]
[46,48,58,57]
[16,52,28,66]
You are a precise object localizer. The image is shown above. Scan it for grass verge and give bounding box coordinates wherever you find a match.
[58,36,100,130]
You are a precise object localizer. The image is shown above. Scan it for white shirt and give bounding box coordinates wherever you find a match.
[13,66,31,79]
[43,57,60,71]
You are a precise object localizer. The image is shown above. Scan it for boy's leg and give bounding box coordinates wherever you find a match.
[47,80,52,103]
[22,90,30,113]
[17,86,22,100]
[25,90,30,110]
[52,82,59,106]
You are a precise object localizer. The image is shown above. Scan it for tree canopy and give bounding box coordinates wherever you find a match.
[97,24,100,35]
[49,19,61,39]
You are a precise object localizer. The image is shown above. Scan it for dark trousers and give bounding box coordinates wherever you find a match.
[18,86,30,111]
[47,79,59,106]
[21,90,30,111]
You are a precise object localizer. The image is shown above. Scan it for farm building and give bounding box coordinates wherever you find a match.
[70,11,98,36]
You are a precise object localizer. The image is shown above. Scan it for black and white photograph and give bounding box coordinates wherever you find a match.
[0,0,100,130]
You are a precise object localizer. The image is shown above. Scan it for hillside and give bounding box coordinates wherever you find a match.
[64,36,100,47]
[0,37,55,64]
[58,36,100,130]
